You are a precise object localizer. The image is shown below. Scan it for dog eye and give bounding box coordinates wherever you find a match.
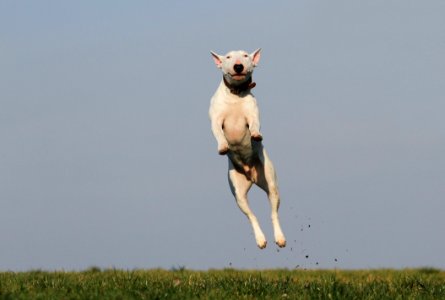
[243,54,248,57]
[226,55,231,59]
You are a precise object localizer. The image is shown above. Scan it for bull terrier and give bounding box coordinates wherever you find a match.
[209,49,286,249]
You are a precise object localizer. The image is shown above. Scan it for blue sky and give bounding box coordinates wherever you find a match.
[1,1,444,270]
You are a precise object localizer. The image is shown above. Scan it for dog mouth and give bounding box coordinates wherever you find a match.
[229,73,247,80]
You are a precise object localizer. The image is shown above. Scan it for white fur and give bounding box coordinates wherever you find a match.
[209,49,286,249]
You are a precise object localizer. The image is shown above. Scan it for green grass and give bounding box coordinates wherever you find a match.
[0,268,444,299]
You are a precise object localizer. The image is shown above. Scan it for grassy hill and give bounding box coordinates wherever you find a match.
[1,268,444,299]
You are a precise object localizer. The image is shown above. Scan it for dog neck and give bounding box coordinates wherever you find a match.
[223,76,256,95]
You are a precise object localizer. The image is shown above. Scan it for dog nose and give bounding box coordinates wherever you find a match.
[234,64,244,74]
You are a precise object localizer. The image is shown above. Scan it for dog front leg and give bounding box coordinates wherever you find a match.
[247,105,262,141]
[211,116,229,155]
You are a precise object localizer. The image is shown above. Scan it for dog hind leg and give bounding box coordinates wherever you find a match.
[228,161,267,249]
[255,149,287,248]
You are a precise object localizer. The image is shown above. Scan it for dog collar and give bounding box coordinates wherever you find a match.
[223,76,256,95]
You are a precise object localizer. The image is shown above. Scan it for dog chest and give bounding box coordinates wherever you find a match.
[221,101,251,142]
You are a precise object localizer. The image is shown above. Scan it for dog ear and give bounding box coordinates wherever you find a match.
[250,48,261,66]
[210,51,223,69]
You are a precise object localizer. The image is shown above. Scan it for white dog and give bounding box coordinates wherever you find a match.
[209,49,286,249]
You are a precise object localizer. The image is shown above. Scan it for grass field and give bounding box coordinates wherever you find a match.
[0,268,444,299]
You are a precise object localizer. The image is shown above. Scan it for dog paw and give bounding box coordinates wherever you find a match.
[251,132,263,141]
[218,143,229,155]
[255,234,267,249]
[257,239,267,249]
[275,238,286,248]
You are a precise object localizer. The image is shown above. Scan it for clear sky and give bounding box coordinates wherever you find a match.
[1,1,444,271]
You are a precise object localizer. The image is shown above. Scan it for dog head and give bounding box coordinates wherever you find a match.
[210,49,261,85]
